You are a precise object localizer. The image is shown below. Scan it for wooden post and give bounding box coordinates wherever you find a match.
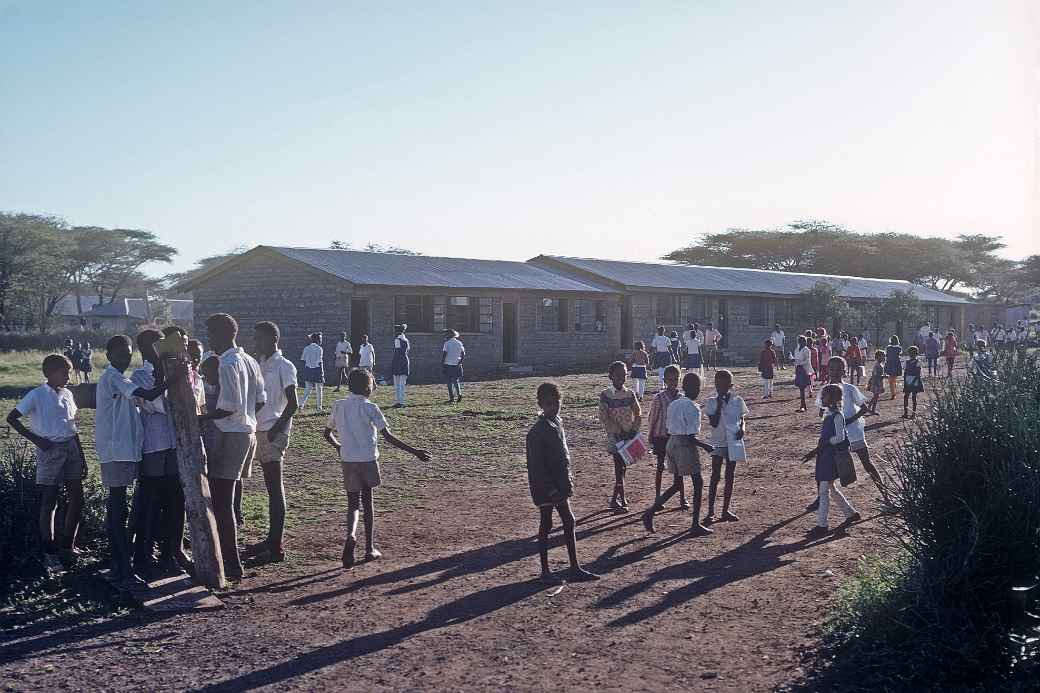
[159,341,225,590]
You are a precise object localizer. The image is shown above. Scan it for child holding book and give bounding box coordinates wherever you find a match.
[801,384,860,536]
[6,354,87,572]
[703,369,748,524]
[525,382,599,584]
[598,361,641,513]
[324,369,431,566]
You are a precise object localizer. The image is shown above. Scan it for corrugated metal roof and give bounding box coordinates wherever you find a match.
[532,256,968,304]
[268,247,616,293]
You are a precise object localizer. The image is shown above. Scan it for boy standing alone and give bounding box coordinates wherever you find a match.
[525,382,599,584]
[7,354,87,572]
[599,361,642,513]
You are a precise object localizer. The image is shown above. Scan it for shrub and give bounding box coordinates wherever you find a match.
[0,436,107,597]
[0,329,117,353]
[811,351,1040,691]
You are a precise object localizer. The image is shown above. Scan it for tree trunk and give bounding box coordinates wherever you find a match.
[162,350,225,589]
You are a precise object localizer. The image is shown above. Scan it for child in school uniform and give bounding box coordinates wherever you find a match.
[809,338,820,396]
[818,336,831,369]
[802,384,861,536]
[324,369,430,566]
[76,343,93,383]
[642,372,715,535]
[902,345,924,419]
[669,331,682,365]
[703,369,748,524]
[924,332,941,377]
[630,341,649,400]
[650,326,673,389]
[391,324,410,408]
[599,361,642,513]
[943,330,958,377]
[685,322,704,376]
[793,335,814,412]
[885,336,903,400]
[758,338,777,399]
[845,338,863,386]
[525,382,599,584]
[648,365,686,510]
[6,354,87,572]
[96,335,172,588]
[300,332,325,413]
[867,350,885,413]
[332,332,352,392]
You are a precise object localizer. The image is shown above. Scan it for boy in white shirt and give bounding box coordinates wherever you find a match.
[324,369,430,567]
[650,326,673,389]
[684,322,704,376]
[7,354,87,572]
[299,332,325,413]
[96,335,173,588]
[358,334,376,372]
[442,330,465,403]
[641,372,715,535]
[770,324,786,370]
[199,313,266,580]
[703,370,749,524]
[333,332,352,392]
[242,320,298,565]
[703,322,722,371]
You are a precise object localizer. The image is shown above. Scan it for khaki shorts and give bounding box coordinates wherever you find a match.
[666,436,702,477]
[101,461,139,488]
[209,431,256,481]
[341,461,381,492]
[141,448,178,477]
[850,438,868,453]
[35,439,85,485]
[256,430,291,465]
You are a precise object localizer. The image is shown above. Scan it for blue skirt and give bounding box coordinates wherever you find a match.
[686,353,701,369]
[795,365,811,388]
[631,365,647,380]
[760,365,774,380]
[652,351,672,369]
[302,365,325,384]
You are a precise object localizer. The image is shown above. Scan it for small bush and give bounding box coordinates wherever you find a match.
[810,351,1040,691]
[0,436,107,596]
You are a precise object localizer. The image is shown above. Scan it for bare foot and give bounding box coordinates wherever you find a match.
[642,511,656,533]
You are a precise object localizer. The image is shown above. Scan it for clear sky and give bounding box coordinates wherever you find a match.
[2,1,1037,277]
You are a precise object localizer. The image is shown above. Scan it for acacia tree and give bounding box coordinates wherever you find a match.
[798,282,854,332]
[85,229,177,304]
[875,289,924,344]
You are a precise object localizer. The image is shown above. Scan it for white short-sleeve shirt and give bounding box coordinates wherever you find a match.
[770,330,785,348]
[442,338,465,365]
[358,343,375,368]
[703,394,749,446]
[666,397,702,436]
[301,343,323,369]
[15,384,78,442]
[131,362,177,454]
[335,340,353,356]
[684,330,703,353]
[326,394,388,462]
[215,347,267,433]
[96,365,144,463]
[257,350,298,432]
[650,335,672,353]
[815,382,868,442]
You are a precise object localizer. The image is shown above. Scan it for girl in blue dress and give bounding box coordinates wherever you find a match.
[902,345,924,419]
[884,336,903,400]
[801,384,860,535]
[391,324,410,408]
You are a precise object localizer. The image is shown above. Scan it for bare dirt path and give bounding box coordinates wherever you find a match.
[1,368,912,692]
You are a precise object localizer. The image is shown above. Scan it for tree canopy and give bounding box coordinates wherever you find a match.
[663,221,1031,300]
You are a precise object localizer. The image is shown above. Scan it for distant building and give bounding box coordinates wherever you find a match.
[176,245,967,378]
[75,297,194,334]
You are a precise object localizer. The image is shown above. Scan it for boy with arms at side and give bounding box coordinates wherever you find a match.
[648,365,687,510]
[199,313,266,580]
[96,335,174,588]
[7,354,87,571]
[242,321,298,565]
[525,382,599,584]
[642,372,715,535]
[703,369,748,524]
[324,369,430,566]
[598,361,642,513]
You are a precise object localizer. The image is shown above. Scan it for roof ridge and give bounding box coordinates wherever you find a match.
[269,245,542,267]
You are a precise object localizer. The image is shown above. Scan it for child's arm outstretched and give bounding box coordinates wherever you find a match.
[381,428,431,461]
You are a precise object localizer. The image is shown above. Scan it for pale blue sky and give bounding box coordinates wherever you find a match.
[2,1,1037,276]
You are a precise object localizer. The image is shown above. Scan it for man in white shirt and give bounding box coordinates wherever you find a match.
[7,353,86,571]
[703,370,748,524]
[770,324,786,370]
[683,322,704,375]
[357,333,376,370]
[333,332,353,392]
[200,313,266,580]
[243,320,298,565]
[702,322,722,371]
[442,330,466,403]
[300,332,325,413]
[97,334,172,588]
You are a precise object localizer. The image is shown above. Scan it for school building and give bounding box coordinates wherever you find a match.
[176,246,968,379]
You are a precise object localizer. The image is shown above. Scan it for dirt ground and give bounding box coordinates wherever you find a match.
[0,366,920,692]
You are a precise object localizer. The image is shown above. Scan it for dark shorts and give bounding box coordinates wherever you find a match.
[686,353,702,369]
[141,448,179,477]
[302,366,325,384]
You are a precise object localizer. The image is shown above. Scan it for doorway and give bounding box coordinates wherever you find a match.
[717,299,728,348]
[350,299,369,366]
[502,302,517,363]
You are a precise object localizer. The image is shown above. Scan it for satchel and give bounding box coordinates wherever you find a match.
[615,432,648,467]
[836,448,857,487]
